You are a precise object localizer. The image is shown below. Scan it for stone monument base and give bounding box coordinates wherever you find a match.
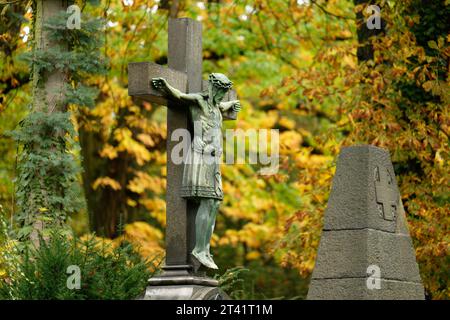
[140,265,229,300]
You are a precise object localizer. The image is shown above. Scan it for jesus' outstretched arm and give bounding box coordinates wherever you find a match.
[151,77,200,105]
[219,100,241,113]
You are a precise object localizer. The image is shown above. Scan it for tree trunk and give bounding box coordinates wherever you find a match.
[353,0,386,62]
[29,0,69,246]
[79,129,131,238]
[32,0,69,112]
[79,107,143,238]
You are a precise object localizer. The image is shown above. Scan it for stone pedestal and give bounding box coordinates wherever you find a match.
[307,145,424,300]
[140,265,229,300]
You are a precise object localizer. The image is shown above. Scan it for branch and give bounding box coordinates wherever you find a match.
[310,0,354,20]
[0,0,26,4]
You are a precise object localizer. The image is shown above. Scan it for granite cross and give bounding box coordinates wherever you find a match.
[375,166,397,221]
[128,18,236,275]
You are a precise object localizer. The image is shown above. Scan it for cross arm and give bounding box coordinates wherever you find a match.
[128,62,240,119]
[128,62,187,106]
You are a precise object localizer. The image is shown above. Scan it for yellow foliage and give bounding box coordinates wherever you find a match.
[79,222,164,269]
[78,235,116,255]
[92,177,122,191]
[140,198,166,226]
[114,128,151,166]
[278,117,296,130]
[0,238,18,281]
[99,144,118,160]
[136,133,155,147]
[279,131,302,154]
[116,222,164,266]
[246,251,261,261]
[127,171,166,195]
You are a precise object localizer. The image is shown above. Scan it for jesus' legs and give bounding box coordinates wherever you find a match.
[204,200,220,268]
[192,198,219,269]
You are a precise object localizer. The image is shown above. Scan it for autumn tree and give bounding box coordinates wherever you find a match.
[345,0,449,299]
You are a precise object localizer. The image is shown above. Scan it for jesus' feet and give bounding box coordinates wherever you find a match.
[192,250,215,269]
[205,253,218,269]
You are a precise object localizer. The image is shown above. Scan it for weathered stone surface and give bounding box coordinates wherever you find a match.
[308,145,424,300]
[311,229,422,282]
[308,278,424,300]
[128,62,187,105]
[148,268,218,286]
[164,18,203,268]
[323,145,399,233]
[142,285,228,300]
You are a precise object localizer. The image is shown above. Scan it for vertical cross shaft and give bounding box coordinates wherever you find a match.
[165,18,203,268]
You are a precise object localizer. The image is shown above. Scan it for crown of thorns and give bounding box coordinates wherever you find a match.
[208,73,233,89]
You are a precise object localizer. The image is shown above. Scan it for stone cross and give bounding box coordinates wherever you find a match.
[374,167,397,221]
[128,18,236,275]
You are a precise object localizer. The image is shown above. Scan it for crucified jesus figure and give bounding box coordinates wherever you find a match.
[152,73,241,269]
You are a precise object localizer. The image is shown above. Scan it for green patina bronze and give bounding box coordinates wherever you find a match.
[152,73,241,269]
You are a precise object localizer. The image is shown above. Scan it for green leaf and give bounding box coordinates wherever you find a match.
[427,40,438,50]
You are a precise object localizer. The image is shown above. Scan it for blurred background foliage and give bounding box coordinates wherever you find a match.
[0,0,448,299]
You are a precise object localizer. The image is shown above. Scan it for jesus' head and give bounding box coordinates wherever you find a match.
[208,73,232,104]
